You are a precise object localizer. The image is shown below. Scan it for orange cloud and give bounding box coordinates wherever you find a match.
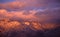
[0,1,27,10]
[0,0,47,10]
[0,19,23,32]
[30,21,43,31]
[0,9,37,21]
[24,21,30,25]
[0,8,60,32]
[42,23,57,29]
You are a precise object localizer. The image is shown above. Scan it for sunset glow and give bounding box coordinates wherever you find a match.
[0,0,60,37]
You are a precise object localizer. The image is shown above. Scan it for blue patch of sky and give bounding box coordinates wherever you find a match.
[0,0,15,3]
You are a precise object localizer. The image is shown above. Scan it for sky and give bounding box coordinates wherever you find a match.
[0,0,60,10]
[0,0,60,21]
[0,0,60,37]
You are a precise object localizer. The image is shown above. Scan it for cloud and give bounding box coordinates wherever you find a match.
[0,1,27,11]
[0,9,37,21]
[0,7,60,37]
[0,19,21,32]
[0,8,60,22]
[34,8,60,22]
[0,0,60,37]
[0,8,60,31]
[0,0,60,11]
[0,0,45,10]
